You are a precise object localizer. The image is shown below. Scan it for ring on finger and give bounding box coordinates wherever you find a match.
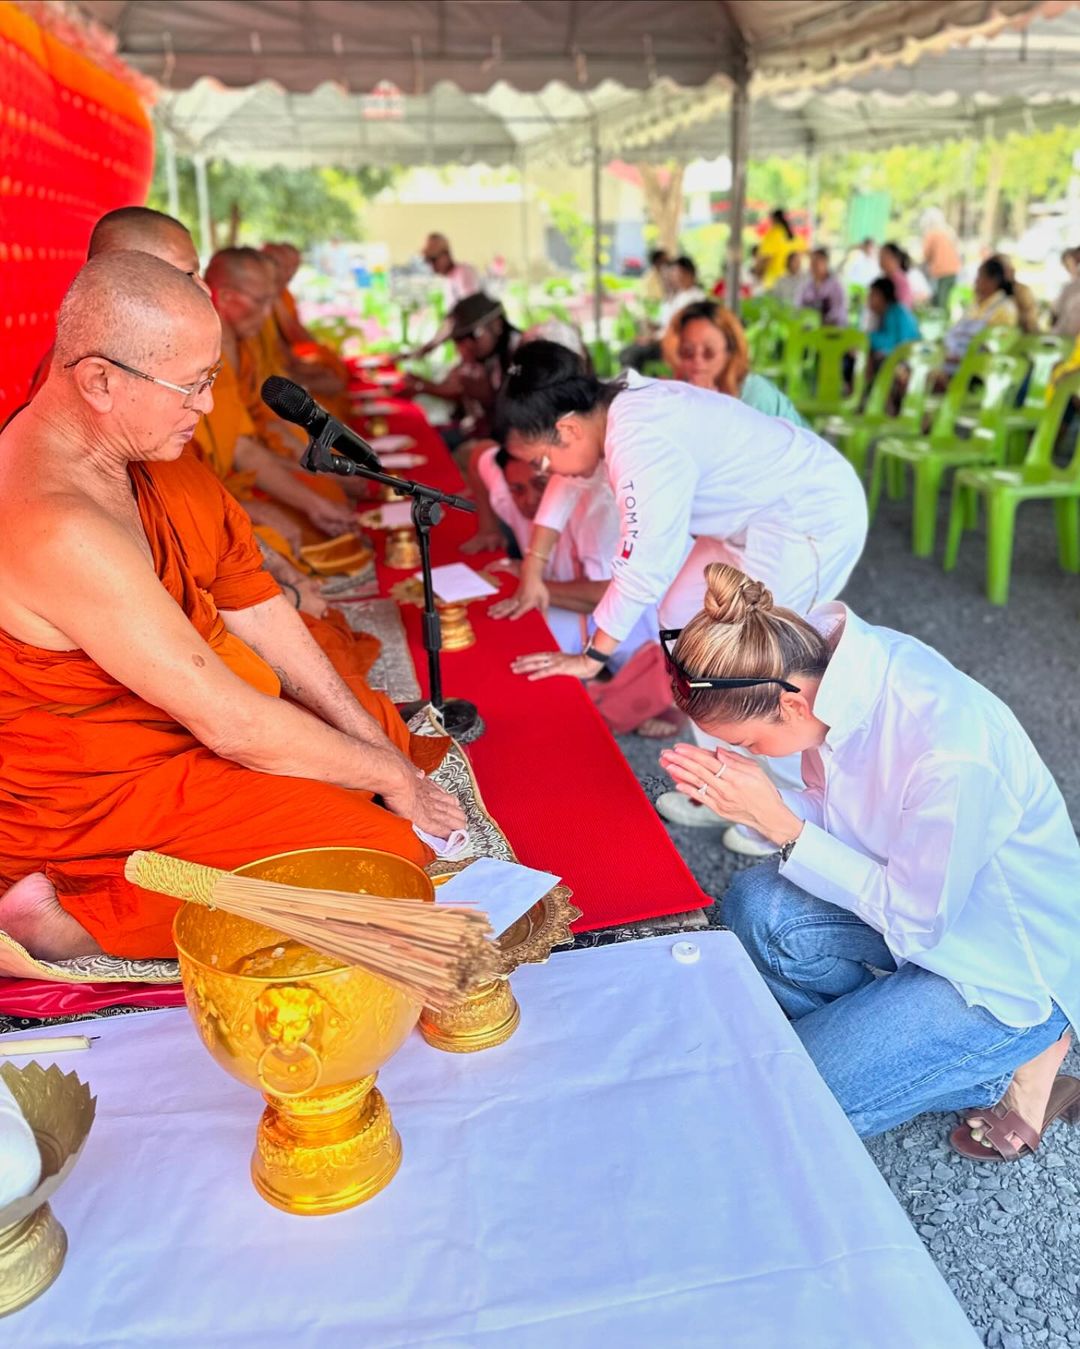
[716,761,727,779]
[697,782,709,801]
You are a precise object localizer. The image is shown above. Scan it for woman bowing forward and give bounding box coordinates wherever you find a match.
[497,341,867,686]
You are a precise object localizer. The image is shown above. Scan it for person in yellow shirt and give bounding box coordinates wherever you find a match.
[757,209,800,288]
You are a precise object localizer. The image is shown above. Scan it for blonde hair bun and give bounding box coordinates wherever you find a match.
[702,564,775,625]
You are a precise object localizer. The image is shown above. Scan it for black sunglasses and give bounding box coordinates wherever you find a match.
[660,628,801,699]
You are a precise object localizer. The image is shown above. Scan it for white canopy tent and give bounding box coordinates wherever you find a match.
[80,0,1080,317]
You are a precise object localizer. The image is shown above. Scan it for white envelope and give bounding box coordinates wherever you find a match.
[434,857,562,938]
[421,563,499,603]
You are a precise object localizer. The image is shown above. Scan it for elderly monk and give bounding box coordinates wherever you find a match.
[204,247,358,533]
[0,252,464,962]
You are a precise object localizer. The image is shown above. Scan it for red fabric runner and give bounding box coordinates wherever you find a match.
[368,398,708,932]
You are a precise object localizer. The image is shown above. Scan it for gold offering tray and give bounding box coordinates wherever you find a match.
[427,859,581,979]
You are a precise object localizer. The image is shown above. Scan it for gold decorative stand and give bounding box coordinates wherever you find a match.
[419,861,581,1054]
[0,1062,96,1318]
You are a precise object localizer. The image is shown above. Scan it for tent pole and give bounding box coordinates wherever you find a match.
[806,136,819,241]
[725,64,751,316]
[193,153,212,261]
[163,128,180,217]
[591,116,602,340]
[518,152,531,317]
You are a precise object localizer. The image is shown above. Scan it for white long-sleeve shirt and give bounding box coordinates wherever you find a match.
[536,373,867,641]
[781,604,1080,1033]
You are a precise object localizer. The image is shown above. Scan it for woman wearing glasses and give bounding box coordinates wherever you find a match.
[659,564,1080,1156]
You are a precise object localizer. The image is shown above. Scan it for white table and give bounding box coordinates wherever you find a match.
[4,933,978,1348]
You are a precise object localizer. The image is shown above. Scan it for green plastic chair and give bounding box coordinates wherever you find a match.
[791,327,869,422]
[821,341,943,479]
[588,340,619,378]
[641,360,674,379]
[1000,334,1074,462]
[942,371,1080,604]
[757,310,821,390]
[869,353,1029,558]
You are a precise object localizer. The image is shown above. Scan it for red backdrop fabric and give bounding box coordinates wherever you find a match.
[0,2,154,420]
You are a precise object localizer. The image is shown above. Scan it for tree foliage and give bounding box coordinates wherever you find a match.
[147,154,397,249]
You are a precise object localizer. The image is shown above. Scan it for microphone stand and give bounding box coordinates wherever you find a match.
[300,423,483,741]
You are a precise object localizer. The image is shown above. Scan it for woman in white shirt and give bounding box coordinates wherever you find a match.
[497,341,867,687]
[659,564,1080,1154]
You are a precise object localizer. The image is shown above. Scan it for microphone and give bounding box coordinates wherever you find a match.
[261,376,382,472]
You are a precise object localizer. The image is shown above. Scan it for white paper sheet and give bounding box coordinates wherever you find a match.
[2,935,979,1349]
[376,501,415,528]
[434,856,561,936]
[369,434,415,455]
[379,453,426,470]
[421,562,499,603]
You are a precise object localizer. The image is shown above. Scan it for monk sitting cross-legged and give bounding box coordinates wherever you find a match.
[0,252,464,962]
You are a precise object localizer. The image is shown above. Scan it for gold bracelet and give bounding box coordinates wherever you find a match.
[526,548,551,563]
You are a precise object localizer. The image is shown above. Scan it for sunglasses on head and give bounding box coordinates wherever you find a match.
[660,629,801,700]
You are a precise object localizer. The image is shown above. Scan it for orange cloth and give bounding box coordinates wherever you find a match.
[0,452,436,958]
[276,288,351,390]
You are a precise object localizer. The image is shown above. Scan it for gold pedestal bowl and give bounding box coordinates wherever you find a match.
[174,847,433,1216]
[419,861,581,1053]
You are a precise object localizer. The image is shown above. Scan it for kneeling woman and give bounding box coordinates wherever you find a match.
[660,565,1080,1154]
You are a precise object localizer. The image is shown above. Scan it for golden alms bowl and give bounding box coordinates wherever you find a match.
[0,1062,96,1318]
[174,847,433,1216]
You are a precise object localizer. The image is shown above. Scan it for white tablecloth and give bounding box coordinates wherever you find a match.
[4,933,977,1349]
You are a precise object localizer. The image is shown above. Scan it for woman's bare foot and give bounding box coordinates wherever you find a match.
[0,873,102,961]
[965,1031,1073,1152]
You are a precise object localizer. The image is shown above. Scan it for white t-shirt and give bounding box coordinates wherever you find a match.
[442,262,481,309]
[536,372,867,642]
[477,450,617,582]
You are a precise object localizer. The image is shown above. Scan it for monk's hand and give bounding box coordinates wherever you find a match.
[385,767,466,837]
[297,577,329,618]
[658,745,802,846]
[305,500,358,538]
[510,651,603,682]
[489,574,549,620]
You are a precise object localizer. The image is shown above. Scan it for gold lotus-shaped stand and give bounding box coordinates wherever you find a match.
[419,860,581,1053]
[0,1062,96,1319]
[173,846,433,1217]
[385,527,421,570]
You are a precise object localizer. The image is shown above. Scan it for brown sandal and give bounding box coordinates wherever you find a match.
[949,1073,1080,1162]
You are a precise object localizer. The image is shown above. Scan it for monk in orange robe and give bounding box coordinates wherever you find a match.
[263,242,351,408]
[207,247,359,515]
[0,252,463,961]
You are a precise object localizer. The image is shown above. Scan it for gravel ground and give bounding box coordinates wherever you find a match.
[610,493,1080,1348]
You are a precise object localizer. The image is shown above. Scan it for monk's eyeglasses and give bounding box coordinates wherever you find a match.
[63,354,222,406]
[660,628,801,700]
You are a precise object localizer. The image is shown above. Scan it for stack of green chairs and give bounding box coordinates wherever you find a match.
[790,327,869,425]
[821,340,942,479]
[999,334,1074,463]
[868,352,1029,557]
[943,371,1080,604]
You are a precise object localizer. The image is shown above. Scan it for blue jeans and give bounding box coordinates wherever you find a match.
[724,860,1070,1137]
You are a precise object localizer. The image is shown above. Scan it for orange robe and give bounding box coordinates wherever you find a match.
[275,288,351,402]
[0,453,438,958]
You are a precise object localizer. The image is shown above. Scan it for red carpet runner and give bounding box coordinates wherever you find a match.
[370,396,708,932]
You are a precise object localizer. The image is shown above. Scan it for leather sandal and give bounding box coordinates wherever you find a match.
[949,1073,1080,1162]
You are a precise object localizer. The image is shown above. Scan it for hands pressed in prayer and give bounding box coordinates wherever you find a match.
[384,767,467,837]
[659,744,803,847]
[305,499,358,539]
[460,527,505,556]
[511,650,603,682]
[489,573,550,620]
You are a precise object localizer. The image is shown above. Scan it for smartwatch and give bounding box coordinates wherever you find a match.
[584,645,612,666]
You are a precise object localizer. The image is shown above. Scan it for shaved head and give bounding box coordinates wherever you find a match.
[205,247,266,293]
[55,251,217,371]
[88,207,200,278]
